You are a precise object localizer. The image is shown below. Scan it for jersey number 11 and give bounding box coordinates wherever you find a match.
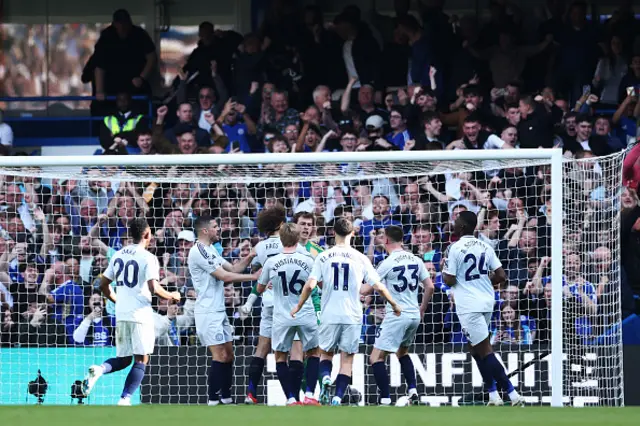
[331,262,350,291]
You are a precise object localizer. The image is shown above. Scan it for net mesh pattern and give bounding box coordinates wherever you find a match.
[0,152,624,407]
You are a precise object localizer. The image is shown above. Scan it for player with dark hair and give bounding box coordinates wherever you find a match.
[188,215,259,405]
[442,211,524,406]
[81,218,181,405]
[367,225,434,406]
[292,218,402,405]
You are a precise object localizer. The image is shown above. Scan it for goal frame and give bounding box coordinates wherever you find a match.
[0,149,565,407]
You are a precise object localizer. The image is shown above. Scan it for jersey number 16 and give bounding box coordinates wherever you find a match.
[278,270,305,296]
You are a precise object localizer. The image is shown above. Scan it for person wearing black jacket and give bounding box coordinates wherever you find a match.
[333,13,381,89]
[93,9,156,98]
[183,22,241,93]
[562,115,614,156]
[517,95,562,149]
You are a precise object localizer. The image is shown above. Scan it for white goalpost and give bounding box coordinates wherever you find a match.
[0,149,624,407]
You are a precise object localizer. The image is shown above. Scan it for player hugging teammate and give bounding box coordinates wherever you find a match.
[79,208,524,407]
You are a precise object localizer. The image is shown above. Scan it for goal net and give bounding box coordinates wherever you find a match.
[0,150,624,407]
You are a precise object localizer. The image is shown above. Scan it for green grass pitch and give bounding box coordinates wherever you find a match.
[2,406,639,426]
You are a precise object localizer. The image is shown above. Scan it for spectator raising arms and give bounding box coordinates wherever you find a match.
[0,3,637,369]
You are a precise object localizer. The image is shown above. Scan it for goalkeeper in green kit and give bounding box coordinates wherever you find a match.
[292,212,324,314]
[239,211,323,402]
[291,212,324,393]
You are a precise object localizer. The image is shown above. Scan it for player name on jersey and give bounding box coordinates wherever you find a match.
[317,249,355,262]
[270,256,312,273]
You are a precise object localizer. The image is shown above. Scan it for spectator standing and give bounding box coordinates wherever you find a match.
[183,21,240,93]
[552,1,604,104]
[333,12,381,89]
[67,170,114,217]
[592,36,627,105]
[299,6,346,91]
[92,9,156,99]
[232,34,268,100]
[465,32,553,89]
[397,15,442,95]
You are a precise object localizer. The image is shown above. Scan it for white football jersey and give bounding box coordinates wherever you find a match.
[103,244,160,324]
[188,241,230,314]
[259,251,315,324]
[442,235,502,314]
[309,245,381,325]
[376,249,429,319]
[251,235,307,307]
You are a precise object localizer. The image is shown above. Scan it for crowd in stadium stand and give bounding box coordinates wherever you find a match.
[1,0,640,349]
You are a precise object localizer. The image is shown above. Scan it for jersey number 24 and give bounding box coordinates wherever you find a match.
[463,253,488,281]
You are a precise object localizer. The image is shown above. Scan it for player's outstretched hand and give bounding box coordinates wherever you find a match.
[239,301,252,315]
[170,291,181,302]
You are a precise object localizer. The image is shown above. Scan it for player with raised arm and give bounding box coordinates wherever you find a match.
[366,225,434,406]
[291,218,403,406]
[188,216,260,406]
[81,218,181,406]
[256,223,321,406]
[442,211,524,407]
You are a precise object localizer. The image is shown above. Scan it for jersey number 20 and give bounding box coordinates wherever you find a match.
[113,259,140,288]
[463,253,487,281]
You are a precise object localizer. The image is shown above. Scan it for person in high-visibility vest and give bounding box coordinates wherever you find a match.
[99,92,147,154]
